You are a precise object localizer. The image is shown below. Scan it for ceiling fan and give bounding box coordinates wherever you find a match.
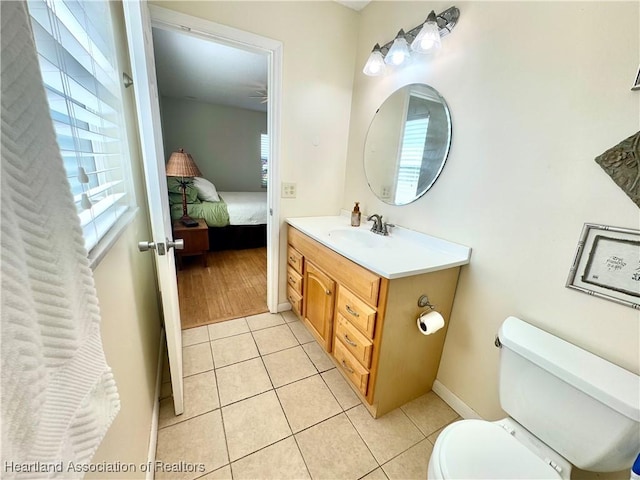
[249,87,268,104]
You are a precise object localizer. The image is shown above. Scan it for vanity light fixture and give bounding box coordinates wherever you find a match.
[363,6,460,76]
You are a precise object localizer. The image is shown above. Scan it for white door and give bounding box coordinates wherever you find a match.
[123,0,184,415]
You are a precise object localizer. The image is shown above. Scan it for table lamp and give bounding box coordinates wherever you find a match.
[166,148,202,227]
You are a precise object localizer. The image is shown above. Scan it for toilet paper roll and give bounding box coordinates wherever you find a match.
[417,311,445,335]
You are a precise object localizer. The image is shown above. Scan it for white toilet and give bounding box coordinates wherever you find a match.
[428,316,640,479]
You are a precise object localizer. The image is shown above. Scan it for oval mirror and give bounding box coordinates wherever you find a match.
[364,84,452,205]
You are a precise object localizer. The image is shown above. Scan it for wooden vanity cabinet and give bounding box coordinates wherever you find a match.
[287,225,460,418]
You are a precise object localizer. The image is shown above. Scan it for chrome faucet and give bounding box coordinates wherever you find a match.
[367,214,382,233]
[367,214,395,236]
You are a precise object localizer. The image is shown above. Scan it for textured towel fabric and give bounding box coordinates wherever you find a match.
[1,2,120,478]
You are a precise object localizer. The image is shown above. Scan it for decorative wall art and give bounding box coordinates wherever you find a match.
[632,66,640,91]
[595,131,640,208]
[566,223,640,309]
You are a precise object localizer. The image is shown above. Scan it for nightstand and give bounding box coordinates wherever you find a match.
[172,218,209,269]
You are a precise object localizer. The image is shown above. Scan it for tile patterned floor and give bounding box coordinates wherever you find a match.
[157,311,461,480]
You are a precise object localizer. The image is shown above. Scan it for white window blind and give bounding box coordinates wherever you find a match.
[27,0,132,253]
[260,133,268,188]
[395,116,429,205]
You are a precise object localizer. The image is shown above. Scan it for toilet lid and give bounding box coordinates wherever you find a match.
[436,420,563,479]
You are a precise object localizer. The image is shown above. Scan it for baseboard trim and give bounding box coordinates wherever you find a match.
[277,302,292,312]
[147,329,165,480]
[432,379,483,420]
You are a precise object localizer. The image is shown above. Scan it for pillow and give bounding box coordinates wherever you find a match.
[193,176,220,202]
[167,177,199,203]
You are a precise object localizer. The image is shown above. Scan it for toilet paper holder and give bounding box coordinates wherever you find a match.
[417,294,436,311]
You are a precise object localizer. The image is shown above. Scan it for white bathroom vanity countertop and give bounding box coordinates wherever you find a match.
[286,215,471,279]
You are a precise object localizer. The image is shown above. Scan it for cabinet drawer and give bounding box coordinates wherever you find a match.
[286,266,303,294]
[287,287,302,318]
[287,246,304,275]
[334,340,369,396]
[335,313,373,369]
[336,286,377,338]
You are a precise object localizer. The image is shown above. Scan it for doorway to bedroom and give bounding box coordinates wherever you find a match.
[151,19,272,329]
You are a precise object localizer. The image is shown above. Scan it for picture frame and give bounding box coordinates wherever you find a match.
[633,66,640,91]
[566,223,640,309]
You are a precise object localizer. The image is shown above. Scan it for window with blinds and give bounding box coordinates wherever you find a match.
[260,133,268,188]
[27,0,133,254]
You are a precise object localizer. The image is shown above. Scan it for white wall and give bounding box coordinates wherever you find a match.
[149,0,359,302]
[87,3,161,476]
[160,97,267,191]
[344,0,640,424]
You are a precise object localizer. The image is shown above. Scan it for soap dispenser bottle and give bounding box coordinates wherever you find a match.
[351,202,361,227]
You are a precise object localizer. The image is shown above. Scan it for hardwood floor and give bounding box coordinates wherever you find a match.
[177,247,268,329]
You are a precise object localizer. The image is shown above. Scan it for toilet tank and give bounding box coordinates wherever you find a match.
[498,316,640,472]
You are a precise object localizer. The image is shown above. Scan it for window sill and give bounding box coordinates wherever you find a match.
[88,207,139,270]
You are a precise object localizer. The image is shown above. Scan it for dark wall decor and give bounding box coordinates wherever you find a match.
[595,131,640,208]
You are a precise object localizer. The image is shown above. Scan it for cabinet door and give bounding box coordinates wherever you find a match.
[303,261,335,351]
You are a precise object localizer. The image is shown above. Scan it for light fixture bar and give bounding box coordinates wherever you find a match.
[378,6,460,57]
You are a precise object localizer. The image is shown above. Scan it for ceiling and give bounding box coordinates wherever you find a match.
[152,2,369,112]
[152,27,268,113]
[335,1,370,11]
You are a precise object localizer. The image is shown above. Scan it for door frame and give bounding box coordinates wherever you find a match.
[148,4,282,313]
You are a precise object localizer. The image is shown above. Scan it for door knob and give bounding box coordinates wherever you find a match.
[138,240,166,255]
[167,238,184,250]
[138,238,183,255]
[138,241,156,252]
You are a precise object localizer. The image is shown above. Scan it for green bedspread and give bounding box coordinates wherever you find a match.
[170,200,230,227]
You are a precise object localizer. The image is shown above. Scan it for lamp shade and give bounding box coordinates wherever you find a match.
[411,11,441,54]
[384,30,411,66]
[363,44,387,76]
[166,148,202,178]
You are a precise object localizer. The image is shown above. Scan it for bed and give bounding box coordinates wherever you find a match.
[168,178,267,251]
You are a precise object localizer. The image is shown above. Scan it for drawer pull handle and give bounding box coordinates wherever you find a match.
[289,256,295,262]
[326,289,331,296]
[345,305,359,317]
[288,276,295,285]
[343,334,357,347]
[341,360,354,374]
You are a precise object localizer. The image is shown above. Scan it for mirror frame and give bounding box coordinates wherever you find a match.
[364,83,452,206]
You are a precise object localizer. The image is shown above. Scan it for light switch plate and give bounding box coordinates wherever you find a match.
[281,182,297,198]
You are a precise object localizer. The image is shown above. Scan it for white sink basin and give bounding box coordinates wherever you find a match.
[326,228,390,248]
[287,215,471,279]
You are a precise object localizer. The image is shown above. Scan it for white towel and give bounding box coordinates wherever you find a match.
[1,2,120,478]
